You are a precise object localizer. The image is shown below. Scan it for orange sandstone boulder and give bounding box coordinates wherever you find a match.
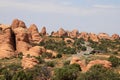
[0,24,15,59]
[21,57,39,69]
[28,24,42,44]
[98,33,110,39]
[40,26,47,36]
[78,32,89,41]
[89,33,99,42]
[111,34,119,40]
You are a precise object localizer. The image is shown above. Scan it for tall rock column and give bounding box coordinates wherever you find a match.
[0,24,15,58]
[11,19,31,53]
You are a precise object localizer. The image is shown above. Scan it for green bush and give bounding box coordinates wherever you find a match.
[63,60,70,66]
[81,46,87,51]
[35,56,44,64]
[46,61,55,67]
[77,64,120,80]
[52,64,81,80]
[18,52,23,59]
[42,52,52,58]
[108,55,120,67]
[56,53,62,58]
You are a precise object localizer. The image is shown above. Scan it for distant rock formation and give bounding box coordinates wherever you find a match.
[70,57,112,72]
[28,24,42,44]
[89,33,99,42]
[98,33,110,40]
[11,19,26,30]
[40,26,47,36]
[0,19,119,59]
[69,29,79,38]
[111,34,119,40]
[78,32,89,41]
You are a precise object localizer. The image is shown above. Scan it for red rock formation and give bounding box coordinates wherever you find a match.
[58,28,67,37]
[40,26,46,36]
[78,32,89,41]
[69,29,79,38]
[28,24,42,44]
[64,38,74,43]
[98,33,110,39]
[13,27,31,53]
[111,34,119,40]
[0,24,15,58]
[24,46,45,57]
[89,33,99,42]
[70,57,111,72]
[21,56,39,69]
[11,19,26,30]
[86,59,112,72]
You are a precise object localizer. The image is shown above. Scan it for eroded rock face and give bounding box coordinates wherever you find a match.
[58,28,67,37]
[46,49,57,58]
[86,59,111,72]
[69,29,79,38]
[111,34,119,40]
[21,57,39,69]
[70,57,111,72]
[98,33,110,39]
[78,32,89,41]
[13,27,31,53]
[40,26,46,36]
[0,24,15,58]
[24,46,45,57]
[11,19,26,30]
[89,33,99,42]
[28,24,42,44]
[64,38,74,43]
[70,57,86,72]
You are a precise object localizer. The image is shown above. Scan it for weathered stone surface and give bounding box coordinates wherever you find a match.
[98,33,110,39]
[58,28,67,37]
[11,19,26,30]
[46,49,57,57]
[89,33,99,42]
[14,27,31,53]
[0,24,15,58]
[86,59,112,72]
[70,57,111,72]
[69,29,79,38]
[28,24,42,43]
[70,57,86,72]
[78,32,89,41]
[40,26,46,36]
[21,57,39,69]
[111,34,119,40]
[24,46,45,57]
[64,38,74,43]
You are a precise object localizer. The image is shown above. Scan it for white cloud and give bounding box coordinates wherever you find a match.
[0,0,119,16]
[93,4,120,9]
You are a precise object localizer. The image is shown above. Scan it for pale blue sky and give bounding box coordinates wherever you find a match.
[0,0,120,35]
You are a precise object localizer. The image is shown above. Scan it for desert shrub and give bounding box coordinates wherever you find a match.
[112,51,118,55]
[35,56,44,64]
[58,47,76,54]
[42,52,52,58]
[46,61,55,67]
[108,55,120,67]
[77,64,120,80]
[25,65,51,80]
[52,64,81,80]
[81,46,87,51]
[56,53,62,58]
[63,60,70,66]
[18,52,23,59]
